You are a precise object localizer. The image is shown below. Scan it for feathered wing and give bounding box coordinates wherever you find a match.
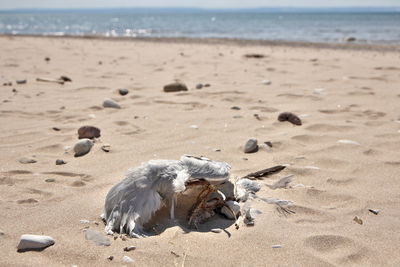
[180,155,231,182]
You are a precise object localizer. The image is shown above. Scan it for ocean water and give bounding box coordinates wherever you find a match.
[1,9,400,44]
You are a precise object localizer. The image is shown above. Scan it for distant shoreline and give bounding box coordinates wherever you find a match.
[2,34,400,52]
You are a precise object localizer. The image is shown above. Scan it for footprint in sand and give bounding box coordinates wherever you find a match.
[289,205,335,224]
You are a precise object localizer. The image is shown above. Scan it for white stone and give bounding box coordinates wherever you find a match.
[73,139,93,157]
[17,234,55,251]
[262,80,272,85]
[103,99,121,109]
[210,228,222,233]
[122,256,134,263]
[338,139,360,145]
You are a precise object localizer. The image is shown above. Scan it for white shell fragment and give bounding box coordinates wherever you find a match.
[17,234,55,251]
[338,139,360,145]
[210,228,222,233]
[73,138,93,157]
[221,200,241,220]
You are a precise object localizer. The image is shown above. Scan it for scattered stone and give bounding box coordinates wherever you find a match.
[85,229,111,246]
[44,57,50,62]
[210,228,222,233]
[0,230,4,239]
[80,220,90,224]
[122,256,134,263]
[163,82,188,93]
[344,36,356,42]
[12,88,17,93]
[17,198,38,204]
[78,126,101,139]
[101,144,111,152]
[231,106,241,110]
[272,245,283,248]
[3,82,12,86]
[264,141,273,148]
[244,138,258,153]
[353,216,363,225]
[19,157,37,164]
[233,115,243,119]
[98,61,103,65]
[45,178,56,183]
[221,200,241,220]
[204,84,211,87]
[123,246,137,252]
[369,209,380,215]
[103,99,121,109]
[195,83,203,89]
[107,256,114,261]
[244,53,265,58]
[118,88,129,96]
[213,148,221,152]
[52,127,61,131]
[73,139,93,157]
[190,125,199,129]
[59,76,72,82]
[262,80,271,85]
[17,234,55,252]
[278,112,302,126]
[254,114,261,120]
[16,79,27,84]
[55,159,66,165]
[338,139,360,145]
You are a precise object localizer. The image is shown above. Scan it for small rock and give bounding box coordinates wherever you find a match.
[0,230,4,239]
[369,209,380,215]
[59,76,72,82]
[17,198,38,204]
[52,127,61,131]
[254,114,261,120]
[103,99,121,109]
[123,246,137,252]
[221,201,241,220]
[344,36,356,42]
[73,139,93,157]
[107,256,114,261]
[122,256,134,263]
[195,83,203,89]
[55,159,66,165]
[78,126,101,139]
[262,80,271,85]
[44,57,50,62]
[353,216,363,225]
[16,79,27,84]
[190,125,199,129]
[45,178,56,183]
[278,112,302,126]
[231,106,241,110]
[19,157,37,164]
[118,88,129,96]
[85,229,111,246]
[272,245,283,248]
[213,148,221,152]
[204,84,211,87]
[17,234,55,252]
[264,141,273,148]
[163,82,188,93]
[210,228,222,233]
[80,220,90,224]
[338,139,360,145]
[233,115,243,119]
[244,53,265,58]
[101,144,111,152]
[12,88,17,93]
[244,138,258,153]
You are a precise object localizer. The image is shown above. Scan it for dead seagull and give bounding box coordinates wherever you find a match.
[102,155,231,238]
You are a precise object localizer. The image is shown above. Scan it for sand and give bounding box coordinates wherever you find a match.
[0,35,400,266]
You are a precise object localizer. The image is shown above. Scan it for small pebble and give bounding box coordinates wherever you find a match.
[262,80,272,85]
[12,88,17,93]
[122,256,134,263]
[278,112,302,126]
[272,245,283,248]
[369,209,380,215]
[45,178,56,183]
[80,220,90,224]
[163,82,188,93]
[213,148,221,152]
[195,83,203,89]
[73,139,93,157]
[244,138,258,153]
[353,216,363,225]
[210,228,222,233]
[190,125,199,129]
[233,115,243,119]
[124,246,137,252]
[19,157,37,164]
[55,159,66,165]
[204,84,211,87]
[17,234,55,252]
[254,114,261,120]
[52,127,61,131]
[119,88,129,96]
[44,57,50,62]
[101,144,111,152]
[78,126,101,139]
[231,106,241,110]
[264,141,273,148]
[59,76,72,82]
[103,99,121,109]
[16,79,27,84]
[107,256,114,261]
[338,139,360,145]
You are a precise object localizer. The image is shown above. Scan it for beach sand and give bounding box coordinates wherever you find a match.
[0,35,400,266]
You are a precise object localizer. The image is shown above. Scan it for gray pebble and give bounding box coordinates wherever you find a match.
[244,138,258,153]
[80,219,90,224]
[85,229,110,246]
[272,244,283,248]
[45,178,56,183]
[16,79,27,84]
[55,159,66,165]
[124,246,137,251]
[103,99,121,109]
[195,83,203,89]
[19,157,37,164]
[73,139,93,157]
[231,106,241,110]
[17,234,55,252]
[163,82,188,93]
[118,88,129,96]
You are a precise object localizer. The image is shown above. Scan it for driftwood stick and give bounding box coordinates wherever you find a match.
[242,165,286,180]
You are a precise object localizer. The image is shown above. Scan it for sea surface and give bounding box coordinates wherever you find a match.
[1,9,400,44]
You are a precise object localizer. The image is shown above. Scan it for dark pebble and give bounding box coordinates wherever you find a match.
[78,126,101,139]
[45,178,56,183]
[56,159,66,165]
[118,88,129,96]
[59,76,72,82]
[16,80,27,84]
[231,106,241,110]
[278,112,302,126]
[163,82,188,93]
